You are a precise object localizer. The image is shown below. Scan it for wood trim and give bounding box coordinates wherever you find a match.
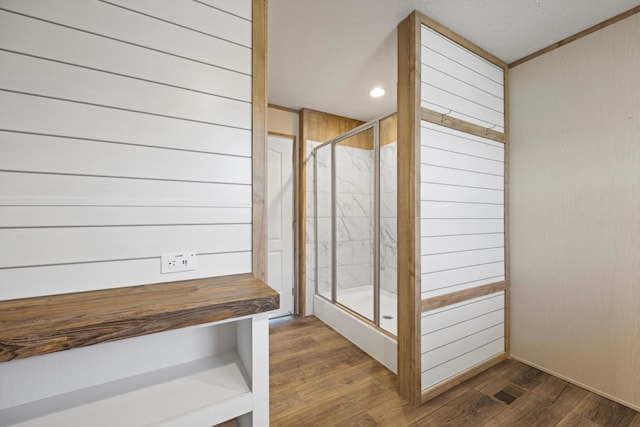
[297,111,306,316]
[297,109,364,316]
[397,10,422,406]
[335,127,374,150]
[418,13,507,69]
[380,113,398,146]
[421,281,506,312]
[503,65,511,355]
[509,5,640,68]
[0,274,279,362]
[420,353,508,403]
[420,108,506,144]
[268,103,299,114]
[252,0,268,281]
[268,131,296,140]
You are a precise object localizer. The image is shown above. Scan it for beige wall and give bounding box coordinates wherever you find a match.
[510,14,640,409]
[268,105,299,137]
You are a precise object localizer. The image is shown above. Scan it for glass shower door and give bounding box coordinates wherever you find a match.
[315,142,332,300]
[335,129,375,321]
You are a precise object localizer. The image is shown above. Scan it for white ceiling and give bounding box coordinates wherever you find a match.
[268,0,640,121]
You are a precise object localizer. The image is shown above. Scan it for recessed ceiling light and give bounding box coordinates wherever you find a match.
[369,87,385,98]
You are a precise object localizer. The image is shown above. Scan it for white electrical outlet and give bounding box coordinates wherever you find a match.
[161,252,197,274]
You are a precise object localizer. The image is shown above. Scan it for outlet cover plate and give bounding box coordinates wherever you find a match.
[161,252,197,274]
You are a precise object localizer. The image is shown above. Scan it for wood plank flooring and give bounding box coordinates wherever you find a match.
[269,316,640,427]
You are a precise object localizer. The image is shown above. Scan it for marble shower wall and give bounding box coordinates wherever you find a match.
[335,144,374,292]
[380,141,398,295]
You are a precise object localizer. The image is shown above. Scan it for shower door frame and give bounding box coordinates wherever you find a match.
[314,114,394,334]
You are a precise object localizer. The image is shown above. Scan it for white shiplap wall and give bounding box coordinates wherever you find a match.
[419,122,506,392]
[421,26,505,133]
[421,292,505,390]
[420,122,505,299]
[419,23,506,393]
[0,0,253,300]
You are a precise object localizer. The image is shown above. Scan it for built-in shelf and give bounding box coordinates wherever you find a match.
[0,273,279,362]
[0,351,251,427]
[0,274,278,426]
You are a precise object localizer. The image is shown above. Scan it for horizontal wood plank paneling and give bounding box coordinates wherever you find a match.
[0,0,256,300]
[0,52,251,129]
[196,0,252,21]
[0,0,251,74]
[422,247,504,273]
[421,25,504,132]
[421,337,504,391]
[421,201,504,219]
[421,234,505,255]
[0,206,251,227]
[421,85,503,132]
[420,183,504,204]
[0,133,251,184]
[0,224,251,268]
[103,0,252,47]
[421,52,502,98]
[421,263,505,296]
[421,292,505,391]
[421,27,503,84]
[0,172,251,207]
[421,66,503,112]
[0,11,251,102]
[421,309,504,350]
[420,148,504,176]
[421,165,503,190]
[421,121,504,157]
[0,93,252,157]
[0,252,252,301]
[421,219,504,236]
[421,292,504,333]
[420,106,505,394]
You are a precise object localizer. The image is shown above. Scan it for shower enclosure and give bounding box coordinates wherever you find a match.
[313,114,397,338]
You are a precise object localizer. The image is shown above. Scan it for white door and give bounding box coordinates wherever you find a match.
[267,135,294,317]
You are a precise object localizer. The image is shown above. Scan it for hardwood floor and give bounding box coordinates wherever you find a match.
[269,316,640,427]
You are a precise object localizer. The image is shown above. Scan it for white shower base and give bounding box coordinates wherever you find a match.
[319,287,397,335]
[314,286,397,373]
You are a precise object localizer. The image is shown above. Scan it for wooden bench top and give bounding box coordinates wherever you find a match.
[0,273,279,362]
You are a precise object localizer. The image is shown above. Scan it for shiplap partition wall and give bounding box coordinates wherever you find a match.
[397,11,508,405]
[0,0,259,299]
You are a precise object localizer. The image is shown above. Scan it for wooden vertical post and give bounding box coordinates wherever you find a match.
[396,11,422,405]
[252,0,268,282]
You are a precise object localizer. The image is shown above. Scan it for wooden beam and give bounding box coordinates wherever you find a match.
[397,10,422,406]
[420,108,506,144]
[252,0,268,282]
[510,5,640,68]
[421,281,507,312]
[0,274,279,362]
